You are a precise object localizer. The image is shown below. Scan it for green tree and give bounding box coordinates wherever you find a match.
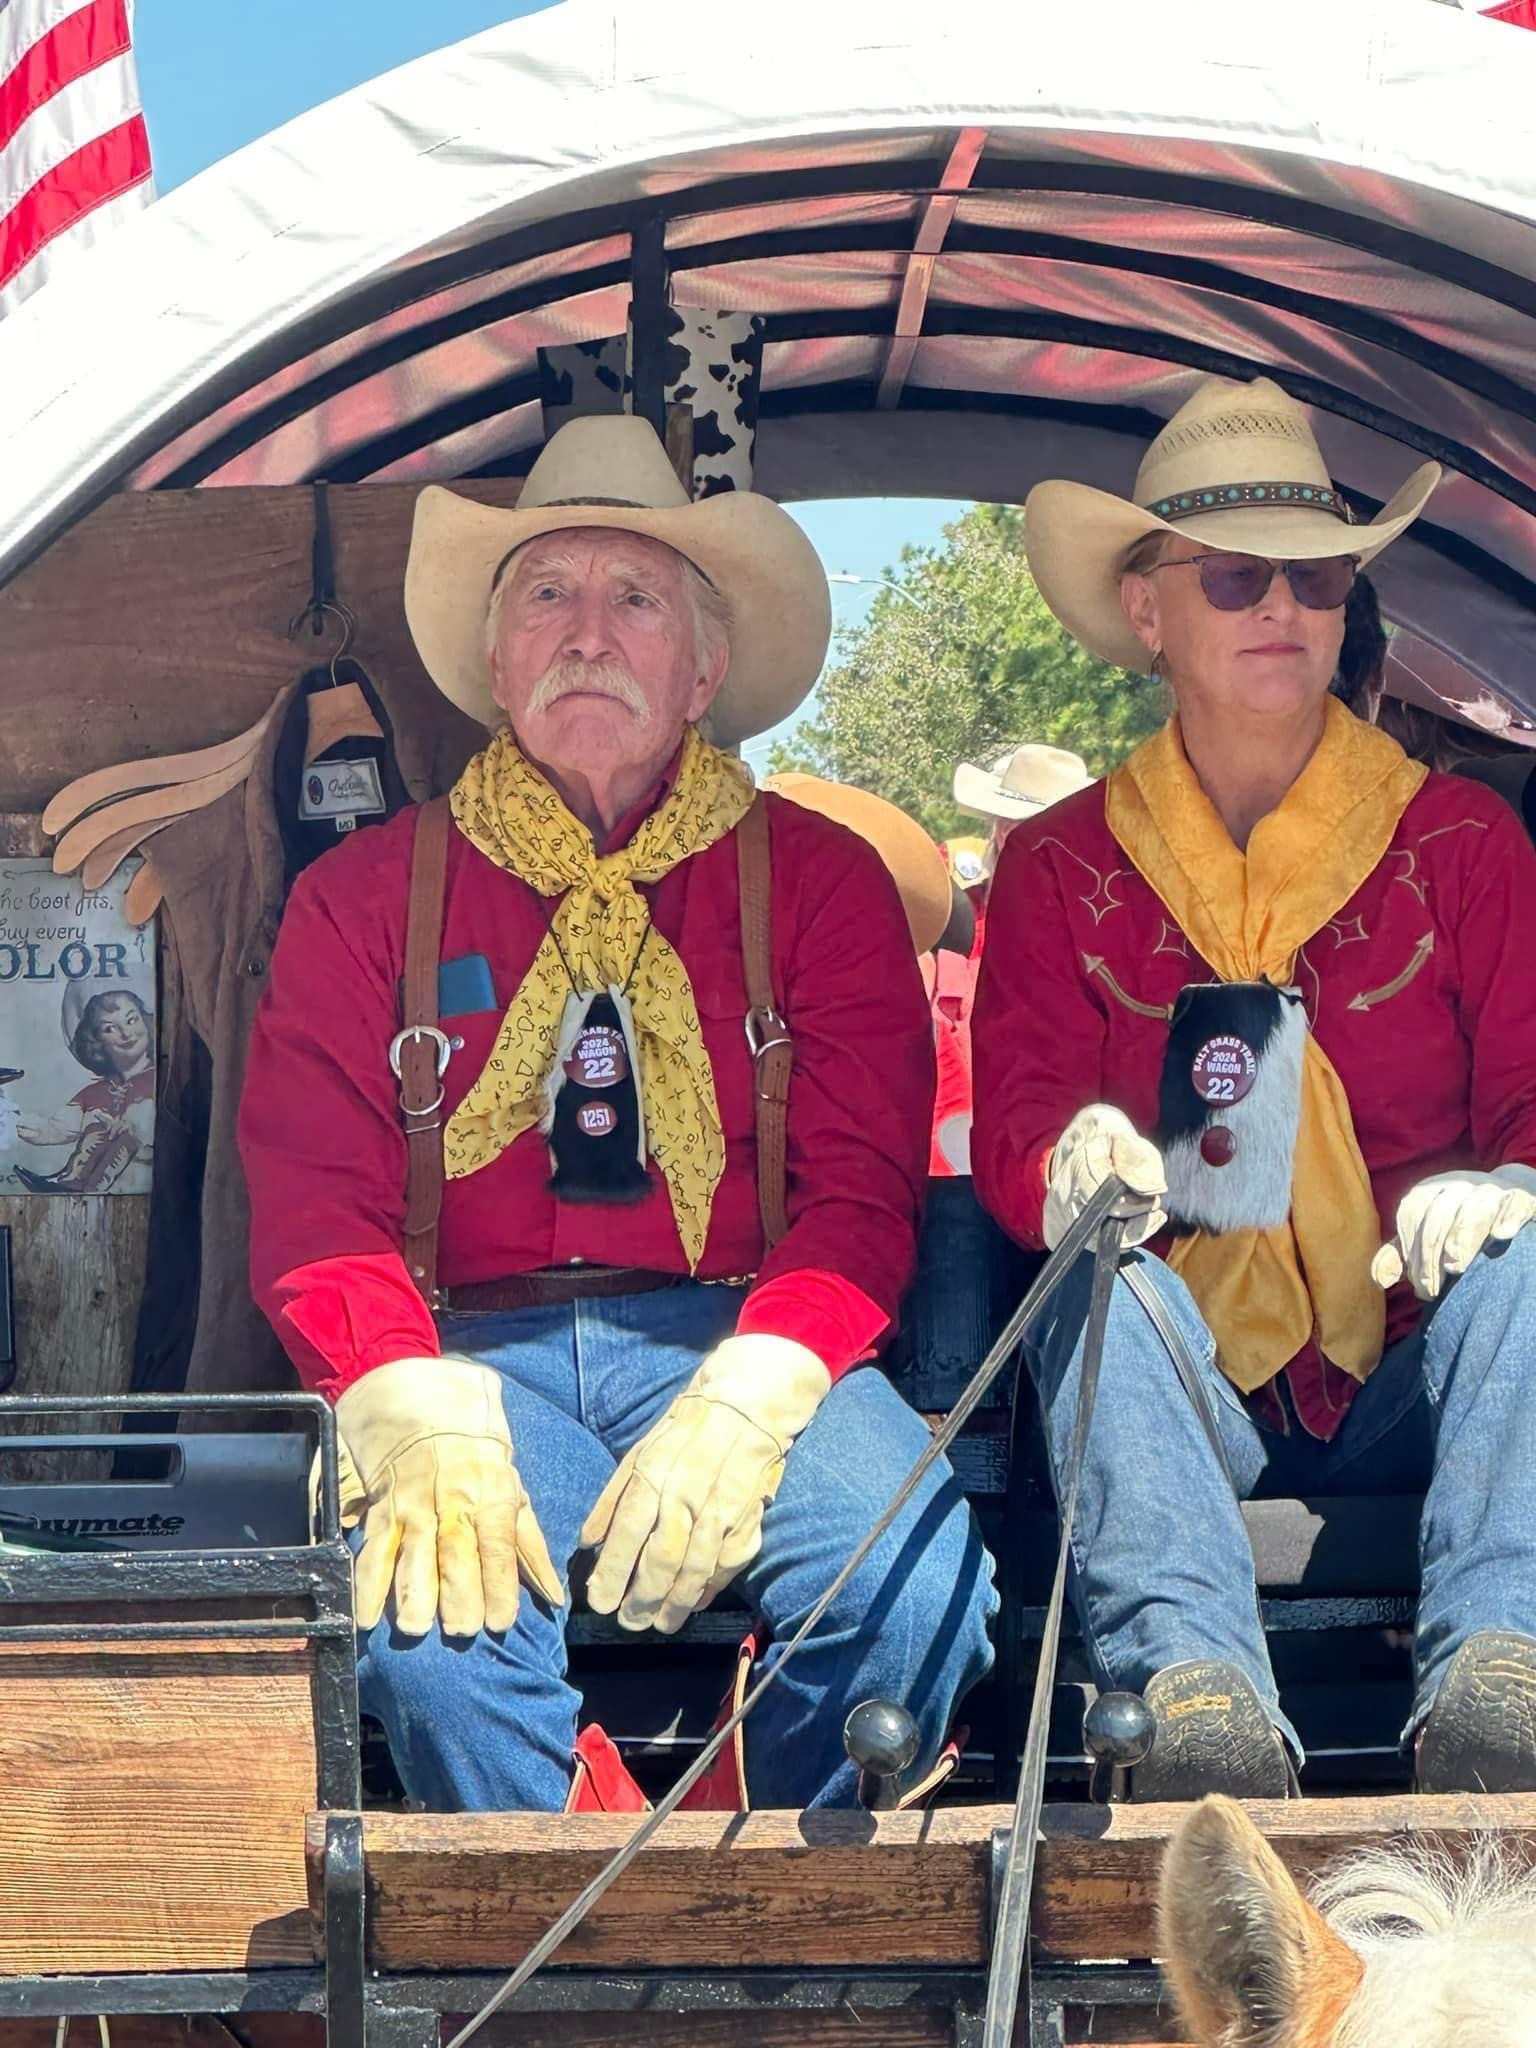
[769,504,1164,839]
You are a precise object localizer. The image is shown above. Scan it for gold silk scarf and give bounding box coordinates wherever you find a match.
[444,724,755,1268]
[1104,699,1427,1391]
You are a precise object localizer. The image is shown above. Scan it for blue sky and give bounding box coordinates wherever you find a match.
[130,0,971,766]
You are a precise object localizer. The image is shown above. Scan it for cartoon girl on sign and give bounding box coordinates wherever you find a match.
[9,989,155,1195]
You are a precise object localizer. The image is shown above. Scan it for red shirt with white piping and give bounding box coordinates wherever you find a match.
[972,772,1536,1440]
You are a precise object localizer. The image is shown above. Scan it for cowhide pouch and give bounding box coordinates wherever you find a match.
[1156,981,1306,1234]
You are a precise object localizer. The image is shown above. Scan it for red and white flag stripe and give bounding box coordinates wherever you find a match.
[0,0,153,317]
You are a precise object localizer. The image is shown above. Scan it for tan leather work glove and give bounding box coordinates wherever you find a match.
[1371,1164,1536,1301]
[581,1333,832,1636]
[306,1434,366,1536]
[1043,1103,1168,1250]
[336,1356,562,1638]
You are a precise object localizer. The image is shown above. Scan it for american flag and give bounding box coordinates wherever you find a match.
[0,0,153,317]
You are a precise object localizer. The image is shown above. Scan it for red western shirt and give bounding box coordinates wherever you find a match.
[239,786,934,1403]
[972,770,1536,1439]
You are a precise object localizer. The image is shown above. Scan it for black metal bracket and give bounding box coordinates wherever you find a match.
[323,1814,367,2048]
[0,1225,14,1392]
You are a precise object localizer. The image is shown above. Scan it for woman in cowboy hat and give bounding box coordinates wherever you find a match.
[972,373,1536,1798]
[239,415,994,1815]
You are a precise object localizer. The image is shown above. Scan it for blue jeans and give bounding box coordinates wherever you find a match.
[1026,1232,1536,1761]
[355,1282,997,1810]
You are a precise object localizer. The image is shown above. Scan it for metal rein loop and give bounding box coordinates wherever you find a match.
[444,1175,1137,2048]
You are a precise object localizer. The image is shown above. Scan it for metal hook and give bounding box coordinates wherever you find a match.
[286,598,356,686]
[287,478,355,684]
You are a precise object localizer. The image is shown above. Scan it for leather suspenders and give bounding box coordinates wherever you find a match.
[394,792,790,1304]
[735,794,792,1252]
[392,796,452,1304]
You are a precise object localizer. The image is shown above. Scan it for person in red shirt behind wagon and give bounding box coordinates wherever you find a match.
[239,418,995,1814]
[973,374,1536,1800]
[938,746,1093,1174]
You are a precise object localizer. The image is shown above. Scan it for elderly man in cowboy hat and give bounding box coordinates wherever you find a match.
[973,374,1536,1798]
[239,417,995,1813]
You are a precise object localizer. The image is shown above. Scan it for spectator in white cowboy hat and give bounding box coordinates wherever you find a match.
[973,371,1536,1800]
[239,414,995,1816]
[952,742,1093,881]
[941,745,1094,1173]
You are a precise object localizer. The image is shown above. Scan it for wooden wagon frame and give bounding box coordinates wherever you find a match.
[4,3,1536,2042]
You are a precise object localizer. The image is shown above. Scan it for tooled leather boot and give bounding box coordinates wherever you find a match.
[1132,1659,1297,1801]
[1417,1630,1536,1794]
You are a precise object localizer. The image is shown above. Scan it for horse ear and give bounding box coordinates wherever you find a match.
[1158,1796,1362,2047]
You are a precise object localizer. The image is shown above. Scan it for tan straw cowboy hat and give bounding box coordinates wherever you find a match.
[1024,375,1441,673]
[764,773,952,955]
[953,743,1093,822]
[404,416,832,748]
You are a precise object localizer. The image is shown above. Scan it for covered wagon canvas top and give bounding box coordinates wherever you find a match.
[2,0,1536,726]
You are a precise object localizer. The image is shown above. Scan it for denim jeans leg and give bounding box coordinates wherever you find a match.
[354,1307,616,1812]
[576,1285,997,1809]
[1409,1228,1536,1732]
[1026,1250,1292,1742]
[735,1366,998,1809]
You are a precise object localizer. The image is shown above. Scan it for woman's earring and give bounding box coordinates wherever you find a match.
[1148,647,1164,679]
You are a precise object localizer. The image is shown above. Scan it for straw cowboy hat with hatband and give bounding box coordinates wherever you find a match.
[764,774,953,956]
[404,416,832,748]
[953,743,1093,823]
[1023,376,1440,674]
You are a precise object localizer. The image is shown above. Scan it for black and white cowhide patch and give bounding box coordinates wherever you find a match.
[538,337,629,441]
[539,313,765,501]
[1155,981,1306,1234]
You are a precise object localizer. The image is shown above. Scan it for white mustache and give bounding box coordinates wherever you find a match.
[527,658,652,723]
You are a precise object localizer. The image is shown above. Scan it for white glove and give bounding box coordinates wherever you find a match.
[581,1333,832,1635]
[1043,1103,1168,1250]
[1371,1164,1536,1300]
[336,1356,562,1638]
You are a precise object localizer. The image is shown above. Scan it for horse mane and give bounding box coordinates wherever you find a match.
[1312,1835,1536,1946]
[1311,1836,1536,2048]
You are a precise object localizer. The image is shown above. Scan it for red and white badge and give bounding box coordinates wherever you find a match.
[1191,1035,1257,1106]
[576,1102,618,1137]
[565,1025,629,1090]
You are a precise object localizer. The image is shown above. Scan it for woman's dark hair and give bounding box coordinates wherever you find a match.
[71,990,154,1078]
[1332,570,1387,711]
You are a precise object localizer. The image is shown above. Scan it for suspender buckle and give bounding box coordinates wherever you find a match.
[389,1023,452,1117]
[744,1004,791,1062]
[744,1005,792,1104]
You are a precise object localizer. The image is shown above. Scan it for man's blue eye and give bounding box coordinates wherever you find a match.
[624,591,654,607]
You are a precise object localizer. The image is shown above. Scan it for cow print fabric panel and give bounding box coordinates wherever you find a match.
[1156,980,1307,1235]
[537,311,764,500]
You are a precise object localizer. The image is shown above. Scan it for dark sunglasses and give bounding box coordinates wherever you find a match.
[1143,551,1358,612]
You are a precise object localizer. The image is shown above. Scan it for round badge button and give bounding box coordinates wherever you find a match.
[576,1102,618,1137]
[1190,1034,1257,1107]
[565,1025,629,1090]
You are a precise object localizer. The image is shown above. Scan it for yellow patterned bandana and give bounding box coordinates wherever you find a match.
[443,725,755,1268]
[1106,699,1426,1391]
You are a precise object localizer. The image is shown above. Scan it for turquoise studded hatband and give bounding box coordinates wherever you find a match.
[1145,482,1354,525]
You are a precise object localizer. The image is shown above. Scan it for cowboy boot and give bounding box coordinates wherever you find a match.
[1131,1659,1296,1802]
[1416,1630,1536,1794]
